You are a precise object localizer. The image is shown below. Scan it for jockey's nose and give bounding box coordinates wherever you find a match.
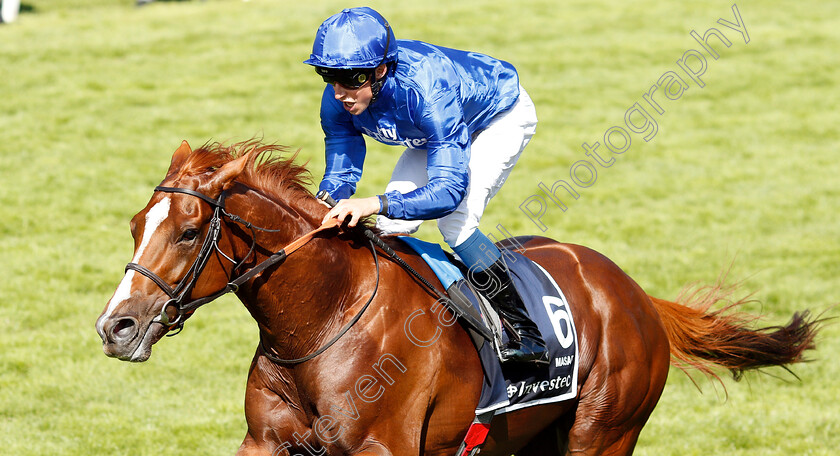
[98,315,139,345]
[332,83,347,99]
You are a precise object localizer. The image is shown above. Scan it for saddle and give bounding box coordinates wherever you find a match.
[315,190,578,455]
[398,237,580,453]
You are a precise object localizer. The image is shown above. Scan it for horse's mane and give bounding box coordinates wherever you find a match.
[176,139,382,231]
[181,139,313,202]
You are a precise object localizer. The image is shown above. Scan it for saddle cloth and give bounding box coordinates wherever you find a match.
[397,237,580,417]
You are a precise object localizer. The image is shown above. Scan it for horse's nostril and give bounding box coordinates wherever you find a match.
[111,318,138,341]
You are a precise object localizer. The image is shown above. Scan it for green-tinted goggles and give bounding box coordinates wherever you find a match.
[315,66,372,89]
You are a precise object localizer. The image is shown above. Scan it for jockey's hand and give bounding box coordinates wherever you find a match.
[322,196,381,228]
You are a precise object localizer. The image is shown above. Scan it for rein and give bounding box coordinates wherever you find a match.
[126,185,378,364]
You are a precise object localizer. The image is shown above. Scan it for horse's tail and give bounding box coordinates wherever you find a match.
[648,283,822,382]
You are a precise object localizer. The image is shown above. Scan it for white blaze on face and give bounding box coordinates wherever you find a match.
[100,197,172,325]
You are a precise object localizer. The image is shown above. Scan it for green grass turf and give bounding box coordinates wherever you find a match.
[0,0,837,454]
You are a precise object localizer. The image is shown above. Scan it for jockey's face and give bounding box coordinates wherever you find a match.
[332,81,373,116]
[330,64,388,116]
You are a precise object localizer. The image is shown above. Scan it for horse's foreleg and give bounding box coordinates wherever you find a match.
[239,355,317,456]
[237,432,273,456]
[354,440,394,455]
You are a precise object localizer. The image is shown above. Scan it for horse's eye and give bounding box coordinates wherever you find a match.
[180,229,199,242]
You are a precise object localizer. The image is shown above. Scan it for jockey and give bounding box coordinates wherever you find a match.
[305,7,546,364]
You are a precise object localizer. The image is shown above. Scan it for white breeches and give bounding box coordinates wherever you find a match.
[376,86,538,247]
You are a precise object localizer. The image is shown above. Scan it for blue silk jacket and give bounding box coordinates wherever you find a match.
[318,39,520,220]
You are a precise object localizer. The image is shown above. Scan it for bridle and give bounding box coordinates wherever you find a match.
[126,187,232,333]
[125,185,378,364]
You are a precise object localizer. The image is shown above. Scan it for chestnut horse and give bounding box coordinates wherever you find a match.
[96,141,820,455]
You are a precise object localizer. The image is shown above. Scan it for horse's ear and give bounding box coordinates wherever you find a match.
[211,150,254,192]
[167,140,192,175]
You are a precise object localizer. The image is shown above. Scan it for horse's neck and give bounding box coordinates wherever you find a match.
[225,186,365,359]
